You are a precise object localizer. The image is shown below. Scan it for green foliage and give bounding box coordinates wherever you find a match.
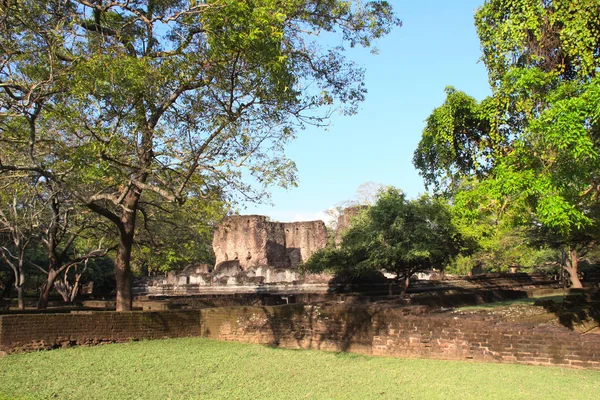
[446,178,545,273]
[0,0,400,201]
[1,1,400,306]
[413,88,494,195]
[446,226,559,275]
[132,194,228,274]
[37,0,401,202]
[414,0,600,236]
[413,1,600,286]
[475,0,600,83]
[304,188,463,283]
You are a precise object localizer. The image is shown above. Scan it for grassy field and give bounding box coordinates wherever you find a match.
[1,338,599,399]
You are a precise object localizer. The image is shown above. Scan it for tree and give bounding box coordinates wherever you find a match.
[1,1,400,310]
[53,258,91,303]
[413,0,600,287]
[0,178,112,309]
[0,182,39,309]
[448,178,537,274]
[304,188,463,294]
[33,189,113,309]
[529,206,600,288]
[413,88,493,196]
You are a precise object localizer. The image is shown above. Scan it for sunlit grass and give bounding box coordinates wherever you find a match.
[1,337,599,399]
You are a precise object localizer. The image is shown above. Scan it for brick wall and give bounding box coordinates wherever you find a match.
[2,305,599,369]
[0,310,200,352]
[199,304,600,369]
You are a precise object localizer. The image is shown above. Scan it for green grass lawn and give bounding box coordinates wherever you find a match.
[1,337,598,400]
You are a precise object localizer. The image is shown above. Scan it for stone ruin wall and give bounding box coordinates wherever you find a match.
[137,215,328,294]
[282,221,329,267]
[136,213,336,294]
[212,215,277,269]
[212,215,328,270]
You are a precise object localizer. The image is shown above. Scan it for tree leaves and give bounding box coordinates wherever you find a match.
[304,188,463,282]
[414,0,600,236]
[1,2,400,308]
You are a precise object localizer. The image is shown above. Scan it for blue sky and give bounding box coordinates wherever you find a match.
[243,0,491,223]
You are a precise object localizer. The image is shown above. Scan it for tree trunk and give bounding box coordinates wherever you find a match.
[16,285,24,310]
[70,272,83,303]
[37,269,59,309]
[14,269,26,310]
[565,248,583,289]
[115,209,136,312]
[399,275,410,296]
[55,282,69,302]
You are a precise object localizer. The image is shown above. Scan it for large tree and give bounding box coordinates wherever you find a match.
[413,0,600,287]
[304,188,463,294]
[0,0,399,310]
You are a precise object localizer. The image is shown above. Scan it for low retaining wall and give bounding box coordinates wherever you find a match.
[2,305,599,369]
[199,304,600,369]
[0,310,200,352]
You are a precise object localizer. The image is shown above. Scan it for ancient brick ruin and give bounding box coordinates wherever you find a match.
[213,215,328,270]
[136,214,331,294]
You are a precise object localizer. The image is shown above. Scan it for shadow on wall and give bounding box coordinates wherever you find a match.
[263,241,305,269]
[536,289,600,331]
[256,304,378,352]
[265,240,288,268]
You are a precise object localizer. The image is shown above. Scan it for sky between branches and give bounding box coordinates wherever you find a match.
[243,0,491,223]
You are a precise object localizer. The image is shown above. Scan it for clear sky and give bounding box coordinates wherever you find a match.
[243,0,491,223]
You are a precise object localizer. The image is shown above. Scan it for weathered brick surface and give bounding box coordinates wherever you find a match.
[0,310,200,353]
[212,215,327,270]
[2,305,599,369]
[199,304,600,369]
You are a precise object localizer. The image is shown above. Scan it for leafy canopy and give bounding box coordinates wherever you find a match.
[1,1,400,309]
[413,0,600,236]
[304,188,463,283]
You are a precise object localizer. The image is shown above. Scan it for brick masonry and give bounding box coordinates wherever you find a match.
[199,304,600,369]
[0,310,200,352]
[1,305,599,369]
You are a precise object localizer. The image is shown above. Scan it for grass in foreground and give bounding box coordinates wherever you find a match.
[1,337,599,400]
